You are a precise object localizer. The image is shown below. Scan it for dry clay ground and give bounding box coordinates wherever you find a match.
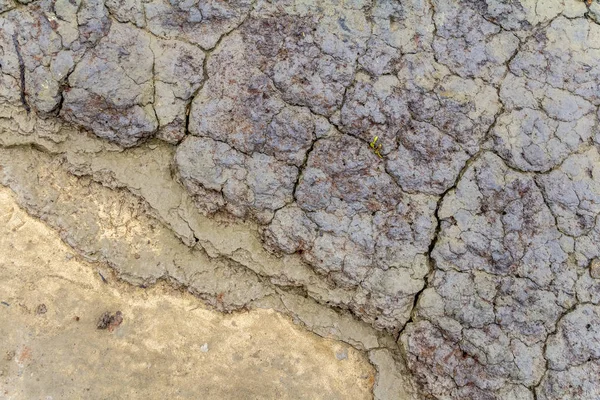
[3,0,600,399]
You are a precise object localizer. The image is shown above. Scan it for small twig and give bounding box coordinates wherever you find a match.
[369,136,383,159]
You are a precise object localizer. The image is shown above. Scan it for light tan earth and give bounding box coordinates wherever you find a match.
[0,187,375,400]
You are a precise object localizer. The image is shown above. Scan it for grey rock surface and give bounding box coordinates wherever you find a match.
[62,21,157,146]
[401,152,577,398]
[1,0,600,398]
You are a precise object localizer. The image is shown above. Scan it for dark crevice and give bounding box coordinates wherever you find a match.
[394,148,484,343]
[584,0,600,24]
[183,0,257,139]
[394,73,507,341]
[291,136,319,203]
[50,61,78,116]
[11,33,30,114]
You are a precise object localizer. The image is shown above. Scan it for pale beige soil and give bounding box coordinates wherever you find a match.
[0,187,374,400]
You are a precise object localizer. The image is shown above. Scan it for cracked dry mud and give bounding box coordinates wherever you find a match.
[1,0,600,399]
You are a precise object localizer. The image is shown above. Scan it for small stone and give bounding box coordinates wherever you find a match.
[35,304,47,315]
[97,311,123,331]
[335,348,348,361]
[200,343,209,353]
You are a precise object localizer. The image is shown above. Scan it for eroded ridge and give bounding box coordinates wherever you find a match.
[2,0,600,398]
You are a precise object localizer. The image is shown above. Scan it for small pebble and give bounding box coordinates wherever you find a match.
[335,348,348,361]
[36,304,47,315]
[200,343,209,353]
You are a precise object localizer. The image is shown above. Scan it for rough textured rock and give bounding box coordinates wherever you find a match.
[492,17,599,173]
[176,135,298,223]
[144,0,252,50]
[151,38,205,144]
[432,0,520,84]
[537,148,600,237]
[401,152,577,399]
[2,0,600,398]
[61,21,157,146]
[340,55,500,194]
[538,304,600,400]
[283,134,437,330]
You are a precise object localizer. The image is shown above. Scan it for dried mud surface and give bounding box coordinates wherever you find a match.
[1,0,600,398]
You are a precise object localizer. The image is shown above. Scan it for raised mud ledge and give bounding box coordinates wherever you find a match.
[0,120,419,399]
